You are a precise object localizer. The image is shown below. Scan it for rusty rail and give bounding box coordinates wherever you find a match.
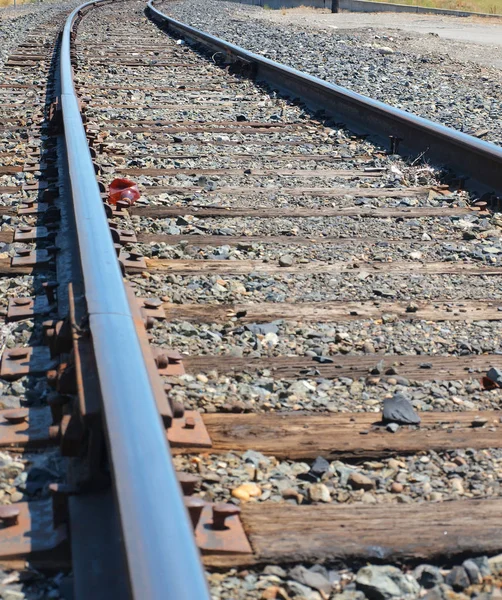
[60,2,210,598]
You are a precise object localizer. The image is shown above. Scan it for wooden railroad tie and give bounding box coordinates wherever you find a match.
[203,498,502,567]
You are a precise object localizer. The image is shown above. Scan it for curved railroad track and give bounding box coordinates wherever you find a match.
[0,0,502,598]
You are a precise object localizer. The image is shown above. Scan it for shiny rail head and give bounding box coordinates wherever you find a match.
[146,0,502,195]
[59,2,211,599]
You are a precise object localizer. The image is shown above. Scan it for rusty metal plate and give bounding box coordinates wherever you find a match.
[118,230,137,244]
[109,228,137,246]
[119,252,147,270]
[150,346,185,376]
[14,226,49,242]
[138,297,166,320]
[109,207,129,217]
[11,249,51,267]
[0,346,58,380]
[101,197,129,217]
[7,295,52,322]
[196,505,252,555]
[0,408,52,448]
[17,202,49,215]
[22,180,48,192]
[0,499,67,560]
[168,411,211,448]
[23,161,47,172]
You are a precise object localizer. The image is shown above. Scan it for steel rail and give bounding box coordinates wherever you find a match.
[146,0,502,195]
[60,3,210,599]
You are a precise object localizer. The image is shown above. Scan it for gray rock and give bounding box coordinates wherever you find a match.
[279,254,294,267]
[10,381,25,396]
[263,565,287,578]
[488,553,502,575]
[286,580,321,599]
[348,472,375,491]
[327,569,342,586]
[472,555,491,577]
[179,322,198,336]
[2,591,25,600]
[422,587,443,600]
[244,322,279,335]
[374,288,396,299]
[299,456,330,482]
[332,593,366,600]
[355,565,420,599]
[228,347,244,357]
[386,423,400,433]
[243,449,270,467]
[288,380,312,397]
[0,396,22,409]
[313,356,334,364]
[413,564,444,589]
[288,565,332,594]
[310,456,330,479]
[462,559,482,584]
[370,360,385,375]
[445,566,470,591]
[485,367,502,386]
[335,465,353,487]
[309,564,340,586]
[382,393,421,425]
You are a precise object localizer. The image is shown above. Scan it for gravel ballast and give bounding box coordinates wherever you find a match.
[0,5,79,599]
[159,0,502,147]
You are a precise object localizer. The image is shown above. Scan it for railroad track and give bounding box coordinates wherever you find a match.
[0,0,502,598]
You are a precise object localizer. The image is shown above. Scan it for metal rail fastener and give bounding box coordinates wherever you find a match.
[60,2,211,598]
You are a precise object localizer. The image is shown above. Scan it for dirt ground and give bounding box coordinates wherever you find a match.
[253,8,502,69]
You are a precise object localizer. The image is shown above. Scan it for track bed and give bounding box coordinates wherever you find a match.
[71,2,502,598]
[1,0,501,598]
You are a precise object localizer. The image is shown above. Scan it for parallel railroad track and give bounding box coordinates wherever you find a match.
[0,0,502,598]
